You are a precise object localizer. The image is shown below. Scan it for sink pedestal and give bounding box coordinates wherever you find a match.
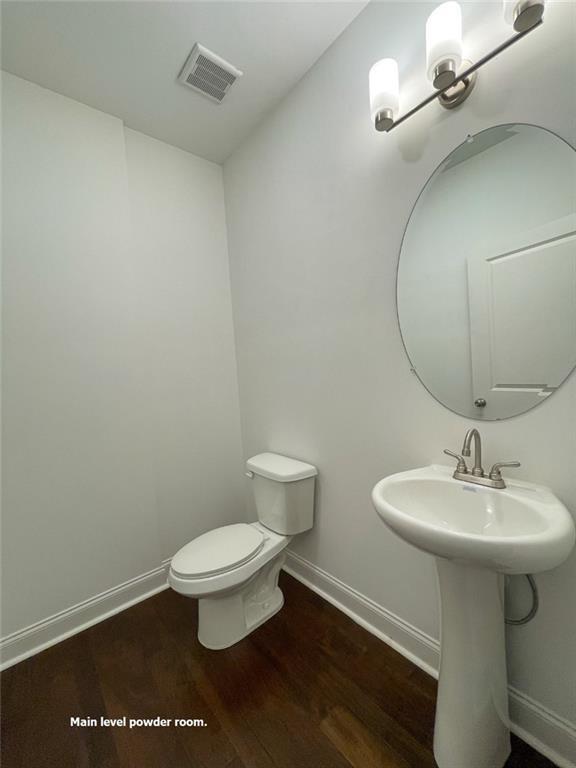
[434,559,511,768]
[372,465,575,766]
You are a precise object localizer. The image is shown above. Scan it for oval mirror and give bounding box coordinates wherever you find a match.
[397,124,576,420]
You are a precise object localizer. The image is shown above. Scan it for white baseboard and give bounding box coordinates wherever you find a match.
[283,550,576,768]
[0,560,171,671]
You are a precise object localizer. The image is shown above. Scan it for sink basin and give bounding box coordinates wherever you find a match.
[372,464,575,574]
[371,464,575,768]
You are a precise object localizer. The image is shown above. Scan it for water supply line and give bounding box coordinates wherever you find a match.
[505,574,539,626]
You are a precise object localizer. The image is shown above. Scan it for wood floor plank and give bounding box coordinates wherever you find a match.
[251,608,436,768]
[321,704,411,768]
[199,641,351,768]
[275,576,437,746]
[0,572,556,768]
[146,628,238,768]
[1,634,120,768]
[87,596,215,768]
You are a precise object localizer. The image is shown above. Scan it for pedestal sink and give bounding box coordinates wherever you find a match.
[372,464,575,768]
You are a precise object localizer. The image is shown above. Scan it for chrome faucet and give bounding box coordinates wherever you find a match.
[444,429,521,489]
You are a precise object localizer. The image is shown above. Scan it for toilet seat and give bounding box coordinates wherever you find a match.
[171,523,265,579]
[169,522,290,599]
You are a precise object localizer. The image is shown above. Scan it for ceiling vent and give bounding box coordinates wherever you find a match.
[178,43,243,103]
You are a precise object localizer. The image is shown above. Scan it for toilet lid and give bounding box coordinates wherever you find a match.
[171,524,265,579]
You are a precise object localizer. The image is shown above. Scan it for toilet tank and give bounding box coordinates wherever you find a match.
[246,453,317,535]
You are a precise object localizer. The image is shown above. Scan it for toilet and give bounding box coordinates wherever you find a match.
[168,452,317,650]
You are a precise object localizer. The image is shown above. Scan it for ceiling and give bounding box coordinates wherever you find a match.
[1,1,368,163]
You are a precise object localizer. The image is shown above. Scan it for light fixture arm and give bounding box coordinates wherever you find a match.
[383,19,542,132]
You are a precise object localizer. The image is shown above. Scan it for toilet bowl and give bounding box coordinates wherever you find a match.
[169,452,317,650]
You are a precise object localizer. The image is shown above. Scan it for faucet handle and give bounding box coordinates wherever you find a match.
[489,461,521,481]
[444,449,468,474]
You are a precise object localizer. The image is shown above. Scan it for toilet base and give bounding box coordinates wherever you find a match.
[198,554,286,650]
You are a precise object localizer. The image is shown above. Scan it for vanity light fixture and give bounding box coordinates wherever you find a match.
[370,0,545,132]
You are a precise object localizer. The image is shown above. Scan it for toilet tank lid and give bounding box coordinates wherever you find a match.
[246,452,317,482]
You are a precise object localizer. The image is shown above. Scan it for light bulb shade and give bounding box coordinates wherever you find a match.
[503,0,545,31]
[426,1,463,83]
[502,0,517,24]
[369,58,399,122]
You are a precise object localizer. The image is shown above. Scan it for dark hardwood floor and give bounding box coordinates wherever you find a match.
[1,573,554,768]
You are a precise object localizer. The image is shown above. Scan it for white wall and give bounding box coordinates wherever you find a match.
[124,128,245,561]
[1,73,244,637]
[223,0,576,740]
